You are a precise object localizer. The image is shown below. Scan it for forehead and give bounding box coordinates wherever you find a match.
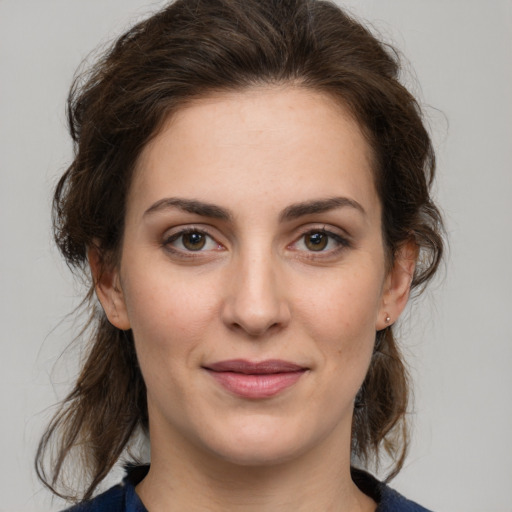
[130,86,378,221]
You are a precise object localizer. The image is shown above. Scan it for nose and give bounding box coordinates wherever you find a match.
[221,250,291,337]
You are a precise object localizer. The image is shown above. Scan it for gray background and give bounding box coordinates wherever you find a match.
[1,1,511,510]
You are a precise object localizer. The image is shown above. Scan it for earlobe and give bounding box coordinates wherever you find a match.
[87,245,131,331]
[376,240,418,331]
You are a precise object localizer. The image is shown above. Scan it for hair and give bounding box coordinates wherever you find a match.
[37,0,444,502]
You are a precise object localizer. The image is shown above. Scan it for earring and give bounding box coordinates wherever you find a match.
[385,315,391,324]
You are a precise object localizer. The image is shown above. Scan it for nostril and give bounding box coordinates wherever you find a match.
[229,319,282,337]
[220,264,292,336]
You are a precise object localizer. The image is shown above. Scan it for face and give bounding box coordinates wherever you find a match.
[95,87,413,469]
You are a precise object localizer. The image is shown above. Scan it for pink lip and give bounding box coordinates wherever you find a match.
[204,359,307,399]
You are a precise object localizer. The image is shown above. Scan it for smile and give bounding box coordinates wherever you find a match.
[203,359,308,399]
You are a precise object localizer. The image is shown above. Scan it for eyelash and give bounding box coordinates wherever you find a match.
[162,228,222,258]
[162,227,350,259]
[289,227,351,258]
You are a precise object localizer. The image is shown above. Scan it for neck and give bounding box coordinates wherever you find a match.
[136,425,376,512]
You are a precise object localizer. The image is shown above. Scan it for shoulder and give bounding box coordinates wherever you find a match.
[352,468,433,512]
[378,485,433,512]
[62,466,149,512]
[62,484,126,512]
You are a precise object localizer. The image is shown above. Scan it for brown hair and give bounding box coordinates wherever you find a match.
[37,0,443,501]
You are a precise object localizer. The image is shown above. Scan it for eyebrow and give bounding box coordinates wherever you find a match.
[143,196,365,222]
[279,197,366,222]
[144,197,233,220]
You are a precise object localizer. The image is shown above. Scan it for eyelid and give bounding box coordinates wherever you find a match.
[160,223,352,260]
[162,226,225,256]
[164,226,211,241]
[288,226,352,254]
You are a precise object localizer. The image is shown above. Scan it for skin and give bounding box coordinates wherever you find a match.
[92,86,415,512]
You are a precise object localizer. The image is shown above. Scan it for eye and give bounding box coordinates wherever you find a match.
[304,231,329,251]
[181,232,208,251]
[164,229,221,252]
[291,228,349,254]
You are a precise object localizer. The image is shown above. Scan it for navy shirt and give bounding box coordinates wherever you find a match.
[64,465,432,511]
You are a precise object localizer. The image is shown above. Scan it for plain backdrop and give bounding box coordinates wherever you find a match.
[1,1,511,511]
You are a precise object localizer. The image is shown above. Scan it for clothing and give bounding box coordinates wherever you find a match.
[63,465,433,511]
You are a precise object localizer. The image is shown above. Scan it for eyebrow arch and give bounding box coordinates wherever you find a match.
[144,197,232,221]
[279,197,366,222]
[144,196,365,223]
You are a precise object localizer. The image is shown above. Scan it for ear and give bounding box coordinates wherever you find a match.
[376,240,418,330]
[88,244,131,331]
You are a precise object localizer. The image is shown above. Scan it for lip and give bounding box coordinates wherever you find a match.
[204,359,307,399]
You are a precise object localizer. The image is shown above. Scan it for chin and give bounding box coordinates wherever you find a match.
[213,440,304,468]
[198,415,325,467]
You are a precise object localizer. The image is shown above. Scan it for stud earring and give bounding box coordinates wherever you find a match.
[385,315,391,324]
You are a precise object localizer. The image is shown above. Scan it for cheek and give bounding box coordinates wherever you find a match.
[121,271,218,417]
[291,262,384,399]
[295,266,383,345]
[120,264,219,364]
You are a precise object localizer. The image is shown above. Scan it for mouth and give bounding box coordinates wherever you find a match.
[203,359,308,399]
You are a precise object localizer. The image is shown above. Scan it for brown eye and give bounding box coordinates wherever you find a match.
[304,232,328,251]
[182,232,207,251]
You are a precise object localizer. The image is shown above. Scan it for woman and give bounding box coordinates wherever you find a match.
[37,0,443,510]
